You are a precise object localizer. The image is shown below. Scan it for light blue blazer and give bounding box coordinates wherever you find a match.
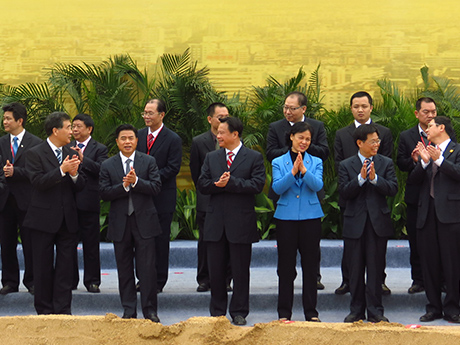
[272,151,324,221]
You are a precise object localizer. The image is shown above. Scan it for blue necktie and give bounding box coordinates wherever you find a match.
[55,149,62,164]
[77,143,85,149]
[12,137,18,163]
[364,158,371,180]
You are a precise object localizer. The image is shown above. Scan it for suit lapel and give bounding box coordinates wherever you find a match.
[1,134,13,162]
[43,142,61,168]
[113,154,126,181]
[204,131,216,152]
[443,141,456,160]
[229,145,246,172]
[150,126,168,156]
[350,155,363,175]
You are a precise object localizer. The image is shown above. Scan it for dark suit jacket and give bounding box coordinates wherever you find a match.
[334,122,393,171]
[190,130,215,213]
[410,140,460,228]
[0,155,8,210]
[23,142,86,234]
[397,125,457,206]
[137,126,182,214]
[0,131,42,211]
[197,145,265,244]
[68,138,108,212]
[99,151,162,242]
[266,117,329,162]
[338,154,398,239]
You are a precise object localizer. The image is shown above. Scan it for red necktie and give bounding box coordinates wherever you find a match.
[148,133,154,146]
[227,151,234,169]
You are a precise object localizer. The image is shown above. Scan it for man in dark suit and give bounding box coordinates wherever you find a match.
[99,124,162,322]
[190,102,232,292]
[137,99,182,292]
[69,113,108,293]
[198,116,265,326]
[334,91,393,296]
[397,97,442,295]
[266,91,329,290]
[23,112,85,315]
[410,116,460,323]
[339,124,398,323]
[0,102,41,295]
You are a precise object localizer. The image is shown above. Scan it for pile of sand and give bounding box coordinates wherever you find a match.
[0,314,459,344]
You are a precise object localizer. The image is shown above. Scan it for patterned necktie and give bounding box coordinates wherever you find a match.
[364,158,371,180]
[125,158,134,215]
[227,151,234,169]
[12,137,18,163]
[55,149,62,164]
[77,143,85,149]
[148,133,154,147]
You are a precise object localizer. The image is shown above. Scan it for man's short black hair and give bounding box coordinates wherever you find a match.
[146,99,166,114]
[350,91,373,106]
[416,97,436,111]
[285,121,313,147]
[116,124,138,138]
[219,116,243,138]
[353,123,380,143]
[285,91,307,107]
[2,102,27,125]
[73,113,95,133]
[206,102,227,117]
[433,116,455,138]
[44,112,71,137]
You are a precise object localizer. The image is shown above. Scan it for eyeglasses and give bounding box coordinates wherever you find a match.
[367,139,381,145]
[283,105,303,112]
[141,111,159,118]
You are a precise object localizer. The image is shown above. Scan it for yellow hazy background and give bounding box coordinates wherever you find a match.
[2,0,460,109]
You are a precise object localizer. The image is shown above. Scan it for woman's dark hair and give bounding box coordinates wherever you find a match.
[285,121,313,147]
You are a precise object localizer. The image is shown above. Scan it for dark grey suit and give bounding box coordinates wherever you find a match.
[68,138,108,290]
[24,142,85,314]
[198,145,265,318]
[0,131,41,291]
[338,153,397,318]
[137,126,182,290]
[410,140,460,317]
[99,151,162,318]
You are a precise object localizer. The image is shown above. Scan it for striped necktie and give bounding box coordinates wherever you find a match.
[227,151,234,169]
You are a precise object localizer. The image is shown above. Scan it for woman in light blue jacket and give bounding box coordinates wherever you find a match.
[272,121,324,322]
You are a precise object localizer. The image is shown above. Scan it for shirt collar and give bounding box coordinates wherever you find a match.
[354,118,372,128]
[119,151,136,165]
[10,129,26,144]
[225,141,243,156]
[148,123,164,137]
[418,124,428,137]
[47,137,61,152]
[437,138,451,153]
[76,135,91,149]
[289,115,305,126]
[358,151,373,164]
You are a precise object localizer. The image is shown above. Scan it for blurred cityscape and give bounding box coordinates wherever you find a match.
[2,0,460,110]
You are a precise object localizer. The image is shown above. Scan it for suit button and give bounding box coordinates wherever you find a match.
[296,195,300,198]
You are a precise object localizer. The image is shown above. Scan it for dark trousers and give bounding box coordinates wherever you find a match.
[406,203,424,286]
[276,218,321,320]
[113,214,157,318]
[155,212,173,291]
[30,223,77,315]
[196,211,232,287]
[340,207,387,286]
[345,216,387,318]
[207,233,252,319]
[417,197,460,316]
[0,196,34,290]
[72,209,101,289]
